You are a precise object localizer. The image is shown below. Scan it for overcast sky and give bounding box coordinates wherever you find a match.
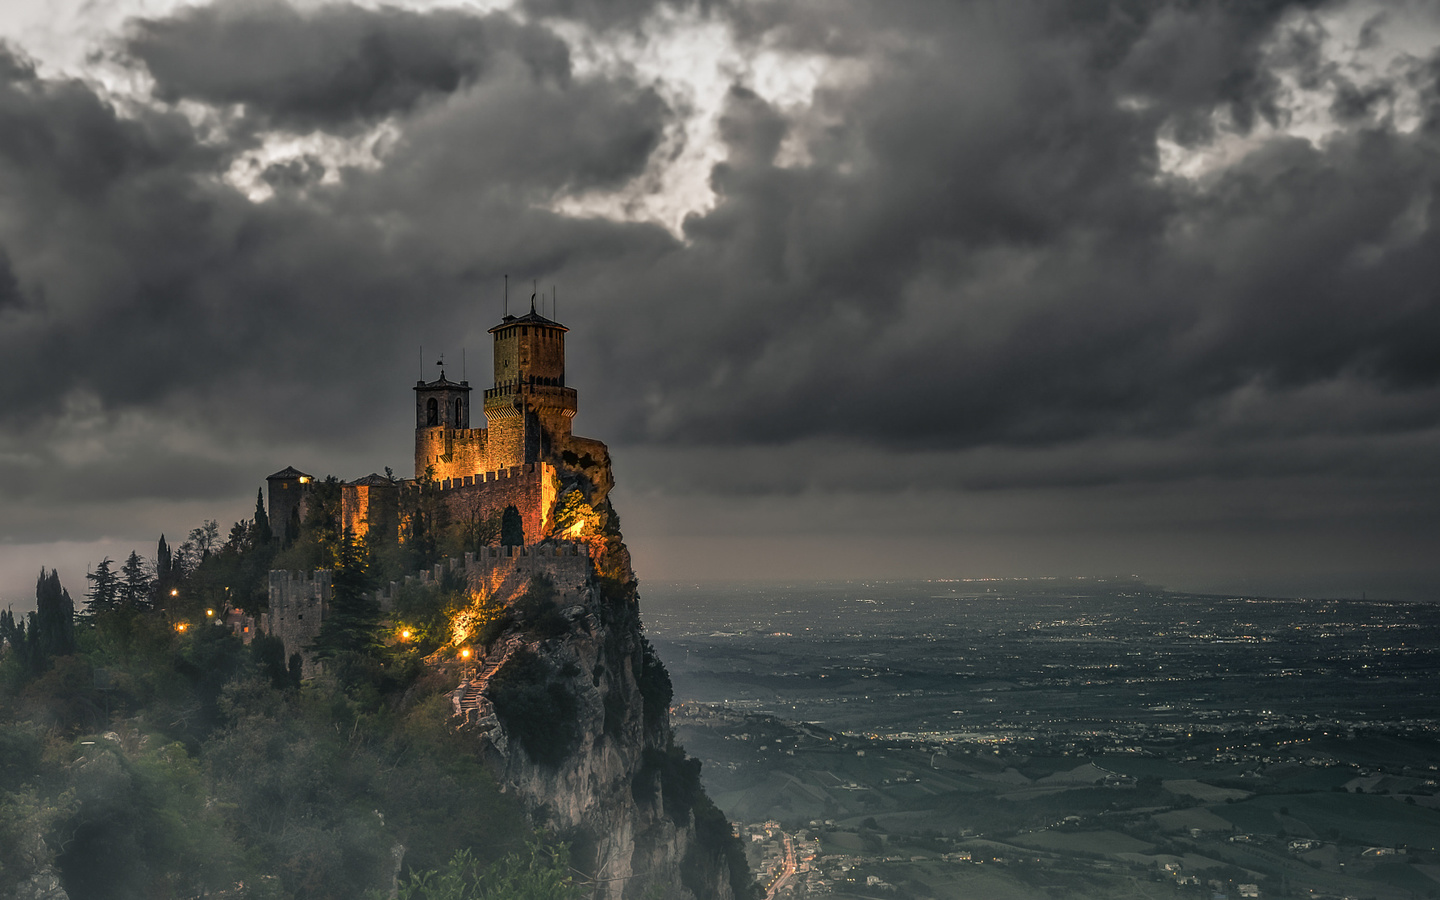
[1,0,1438,610]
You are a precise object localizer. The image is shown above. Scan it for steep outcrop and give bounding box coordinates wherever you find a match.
[450,471,748,900]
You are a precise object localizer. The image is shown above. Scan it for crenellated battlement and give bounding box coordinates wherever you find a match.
[264,569,333,677]
[267,542,594,672]
[429,462,550,493]
[369,541,591,611]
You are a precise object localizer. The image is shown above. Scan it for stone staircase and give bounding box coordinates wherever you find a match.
[449,637,524,731]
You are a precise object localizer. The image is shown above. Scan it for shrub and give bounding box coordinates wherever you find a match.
[489,650,580,768]
[514,575,568,640]
[636,638,672,730]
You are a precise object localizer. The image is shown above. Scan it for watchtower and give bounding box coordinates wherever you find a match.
[266,465,313,544]
[414,371,477,480]
[484,308,577,469]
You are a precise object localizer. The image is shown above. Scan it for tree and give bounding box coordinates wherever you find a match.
[0,608,26,667]
[188,520,220,561]
[500,505,524,547]
[85,558,120,618]
[252,488,273,547]
[156,535,173,584]
[120,551,152,612]
[310,532,381,662]
[154,535,178,610]
[33,568,76,661]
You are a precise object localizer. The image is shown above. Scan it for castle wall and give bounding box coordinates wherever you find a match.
[416,426,489,482]
[341,481,399,543]
[271,543,594,675]
[264,569,331,677]
[484,383,577,470]
[436,462,557,544]
[370,542,593,612]
[465,542,592,607]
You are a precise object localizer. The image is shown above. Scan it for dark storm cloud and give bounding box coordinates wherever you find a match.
[2,0,1439,599]
[559,0,1440,475]
[0,246,24,311]
[0,3,670,546]
[126,1,572,132]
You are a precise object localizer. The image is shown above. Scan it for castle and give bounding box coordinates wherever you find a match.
[266,304,610,549]
[262,303,614,666]
[253,304,747,900]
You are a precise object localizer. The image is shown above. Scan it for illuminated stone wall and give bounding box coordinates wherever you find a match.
[371,542,593,611]
[415,425,489,483]
[341,475,399,543]
[270,545,593,674]
[433,462,558,544]
[492,319,566,386]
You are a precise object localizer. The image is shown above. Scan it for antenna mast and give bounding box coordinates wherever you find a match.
[504,274,508,317]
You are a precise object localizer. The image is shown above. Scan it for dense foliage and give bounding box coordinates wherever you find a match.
[0,570,544,900]
[637,636,673,732]
[1,482,752,900]
[488,648,580,768]
[0,495,572,899]
[386,839,582,900]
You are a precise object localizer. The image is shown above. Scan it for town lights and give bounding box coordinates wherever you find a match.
[460,648,472,659]
[400,629,412,640]
[175,623,188,632]
[170,589,178,597]
[206,609,215,617]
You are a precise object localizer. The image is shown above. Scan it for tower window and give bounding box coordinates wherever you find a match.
[426,398,438,426]
[454,398,463,426]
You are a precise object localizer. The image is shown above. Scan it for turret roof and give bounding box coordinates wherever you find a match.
[349,473,395,487]
[488,309,567,334]
[266,465,312,481]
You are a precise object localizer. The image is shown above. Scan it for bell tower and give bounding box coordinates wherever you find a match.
[483,307,577,469]
[413,369,474,480]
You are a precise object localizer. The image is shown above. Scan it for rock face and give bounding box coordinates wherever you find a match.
[5,833,69,900]
[424,443,742,900]
[462,491,744,900]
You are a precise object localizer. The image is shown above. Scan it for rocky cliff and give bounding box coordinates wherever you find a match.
[447,461,750,900]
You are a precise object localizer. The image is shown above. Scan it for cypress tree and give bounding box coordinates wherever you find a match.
[156,535,172,583]
[0,608,24,665]
[285,506,301,549]
[253,488,272,546]
[500,505,525,547]
[34,569,76,660]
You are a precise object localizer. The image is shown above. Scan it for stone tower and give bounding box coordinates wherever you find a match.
[413,303,606,493]
[413,372,480,480]
[483,308,577,470]
[266,465,313,544]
